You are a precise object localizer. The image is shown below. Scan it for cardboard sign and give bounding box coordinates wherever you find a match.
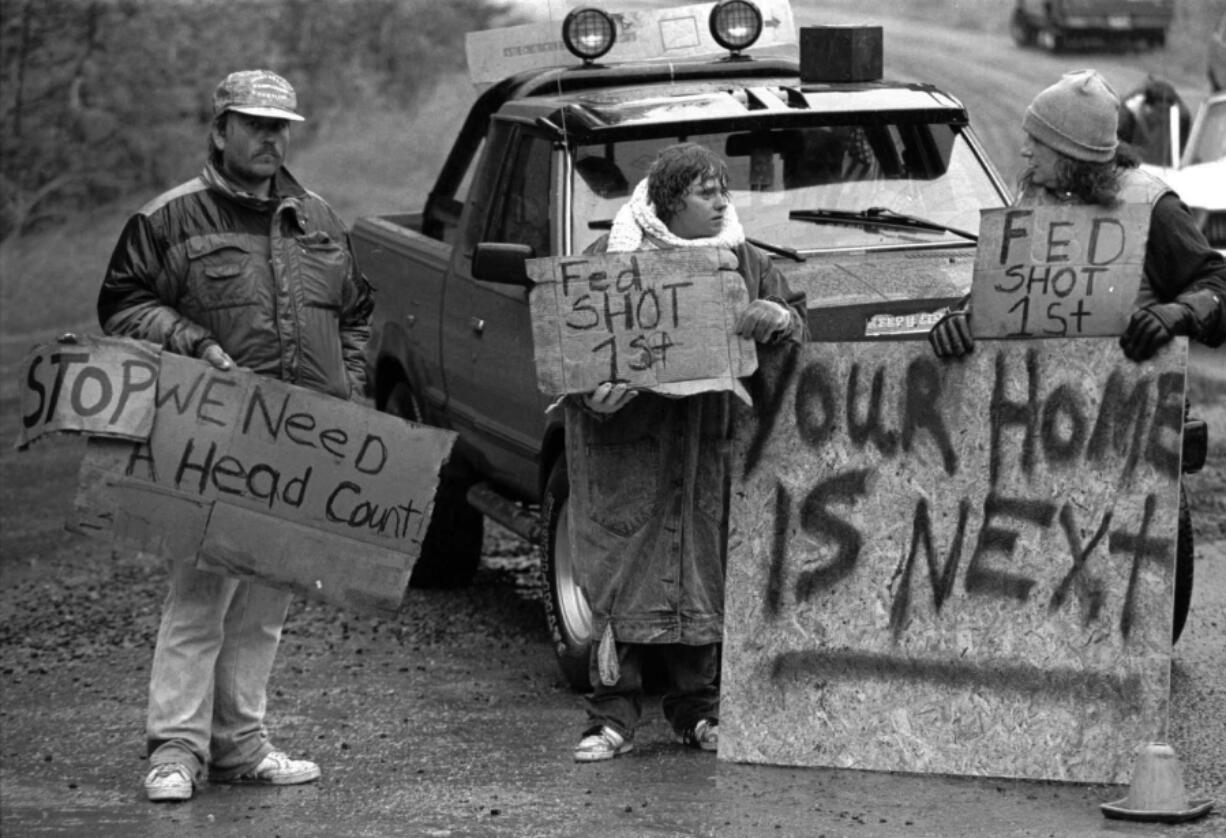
[61,341,457,616]
[527,248,757,397]
[466,0,798,85]
[16,335,159,449]
[721,338,1185,783]
[970,204,1150,338]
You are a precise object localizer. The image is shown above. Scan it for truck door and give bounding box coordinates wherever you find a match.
[440,123,555,492]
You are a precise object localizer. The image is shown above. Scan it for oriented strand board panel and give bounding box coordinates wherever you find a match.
[721,337,1185,783]
[527,248,757,396]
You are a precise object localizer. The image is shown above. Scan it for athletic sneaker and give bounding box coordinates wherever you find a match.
[232,751,321,785]
[574,725,633,762]
[677,718,719,751]
[144,763,194,802]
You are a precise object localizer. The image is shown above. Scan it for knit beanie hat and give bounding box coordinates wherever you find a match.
[1023,70,1119,162]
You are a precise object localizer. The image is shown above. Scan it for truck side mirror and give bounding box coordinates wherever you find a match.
[472,242,534,287]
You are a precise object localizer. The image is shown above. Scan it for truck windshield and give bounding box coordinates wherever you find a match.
[570,122,1007,254]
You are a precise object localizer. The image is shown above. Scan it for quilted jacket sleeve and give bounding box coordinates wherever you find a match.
[96,213,216,358]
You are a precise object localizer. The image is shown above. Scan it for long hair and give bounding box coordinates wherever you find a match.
[207,112,230,166]
[646,142,729,223]
[1019,143,1141,207]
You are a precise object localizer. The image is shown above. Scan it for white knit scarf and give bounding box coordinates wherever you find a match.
[605,178,745,252]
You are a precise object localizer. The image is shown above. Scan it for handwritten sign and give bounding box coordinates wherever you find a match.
[42,339,457,616]
[970,204,1150,338]
[720,338,1185,783]
[527,248,757,397]
[466,0,798,86]
[16,335,159,449]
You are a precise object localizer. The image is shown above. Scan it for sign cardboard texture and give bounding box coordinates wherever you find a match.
[721,338,1185,783]
[971,204,1150,339]
[16,335,159,449]
[527,248,757,397]
[57,341,456,616]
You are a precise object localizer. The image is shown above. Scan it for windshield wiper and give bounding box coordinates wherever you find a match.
[587,220,806,261]
[788,206,978,242]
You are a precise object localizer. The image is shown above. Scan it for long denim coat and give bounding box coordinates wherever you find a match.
[564,241,806,646]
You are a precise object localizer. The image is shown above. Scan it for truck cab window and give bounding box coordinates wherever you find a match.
[487,134,552,257]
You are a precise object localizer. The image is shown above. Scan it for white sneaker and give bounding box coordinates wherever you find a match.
[574,726,633,762]
[234,751,321,785]
[677,718,719,751]
[144,763,193,802]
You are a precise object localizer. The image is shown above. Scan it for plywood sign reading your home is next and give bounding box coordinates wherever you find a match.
[720,337,1184,784]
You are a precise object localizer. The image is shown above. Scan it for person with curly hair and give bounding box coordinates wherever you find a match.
[929,70,1224,362]
[567,142,808,762]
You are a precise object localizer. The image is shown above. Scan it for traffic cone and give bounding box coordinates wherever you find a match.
[1101,741,1214,823]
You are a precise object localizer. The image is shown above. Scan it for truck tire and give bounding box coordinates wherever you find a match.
[384,379,483,589]
[540,454,594,691]
[1173,485,1193,644]
[1009,10,1036,46]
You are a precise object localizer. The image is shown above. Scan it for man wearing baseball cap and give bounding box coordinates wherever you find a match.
[929,69,1224,362]
[98,69,372,802]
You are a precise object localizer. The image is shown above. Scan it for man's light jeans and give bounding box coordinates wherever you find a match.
[146,559,293,782]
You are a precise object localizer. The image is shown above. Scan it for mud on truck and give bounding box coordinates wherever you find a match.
[352,0,1201,691]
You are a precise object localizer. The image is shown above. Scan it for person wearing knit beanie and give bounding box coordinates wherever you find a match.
[930,71,1225,369]
[1022,69,1120,162]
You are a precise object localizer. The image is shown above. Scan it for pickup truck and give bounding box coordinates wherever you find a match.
[1009,0,1174,51]
[353,1,1205,690]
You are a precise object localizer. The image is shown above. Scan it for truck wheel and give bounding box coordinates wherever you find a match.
[541,454,594,691]
[384,379,483,589]
[1172,485,1193,644]
[1009,10,1036,46]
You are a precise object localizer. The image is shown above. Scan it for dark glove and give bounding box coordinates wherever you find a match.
[928,308,974,358]
[736,299,793,343]
[1119,302,1193,361]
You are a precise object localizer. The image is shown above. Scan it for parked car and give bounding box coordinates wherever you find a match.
[1141,92,1226,254]
[1010,0,1174,51]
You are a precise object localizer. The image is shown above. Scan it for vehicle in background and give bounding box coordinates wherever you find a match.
[1141,92,1226,254]
[1209,13,1226,92]
[1010,0,1174,51]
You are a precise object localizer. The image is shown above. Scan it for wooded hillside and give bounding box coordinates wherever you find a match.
[0,0,512,241]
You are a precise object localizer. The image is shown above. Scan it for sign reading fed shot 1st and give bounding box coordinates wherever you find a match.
[720,338,1185,784]
[17,336,459,616]
[527,248,757,396]
[970,203,1150,338]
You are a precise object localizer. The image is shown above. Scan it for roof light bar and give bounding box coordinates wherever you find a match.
[710,0,763,54]
[562,7,617,63]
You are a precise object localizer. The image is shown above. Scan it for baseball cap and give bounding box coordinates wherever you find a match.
[213,69,304,122]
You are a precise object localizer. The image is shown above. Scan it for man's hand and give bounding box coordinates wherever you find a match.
[583,381,637,415]
[1120,302,1192,362]
[928,309,974,358]
[736,299,792,343]
[201,344,235,370]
